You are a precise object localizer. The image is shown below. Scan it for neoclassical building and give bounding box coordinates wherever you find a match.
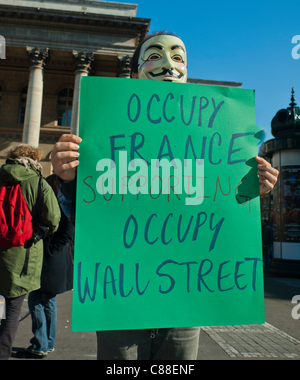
[0,0,150,174]
[0,0,241,176]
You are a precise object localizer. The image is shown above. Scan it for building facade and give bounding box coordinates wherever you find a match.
[0,0,150,174]
[0,0,242,176]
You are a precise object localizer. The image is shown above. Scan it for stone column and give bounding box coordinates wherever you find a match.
[70,51,94,135]
[22,47,49,147]
[118,55,132,78]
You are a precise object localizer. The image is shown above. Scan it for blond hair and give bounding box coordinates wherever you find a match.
[7,144,42,161]
[7,144,43,173]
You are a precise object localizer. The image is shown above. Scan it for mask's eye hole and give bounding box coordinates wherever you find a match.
[172,55,184,63]
[147,53,161,61]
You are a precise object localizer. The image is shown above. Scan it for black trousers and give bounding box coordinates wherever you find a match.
[0,295,26,360]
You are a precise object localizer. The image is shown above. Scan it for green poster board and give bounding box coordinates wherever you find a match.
[72,77,264,332]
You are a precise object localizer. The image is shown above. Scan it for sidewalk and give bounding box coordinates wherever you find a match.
[10,273,300,360]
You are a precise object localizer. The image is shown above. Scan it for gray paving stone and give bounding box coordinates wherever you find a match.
[202,323,300,359]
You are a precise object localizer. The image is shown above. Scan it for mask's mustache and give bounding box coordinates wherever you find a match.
[149,69,182,79]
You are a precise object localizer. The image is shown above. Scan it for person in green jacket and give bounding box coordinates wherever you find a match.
[0,144,60,360]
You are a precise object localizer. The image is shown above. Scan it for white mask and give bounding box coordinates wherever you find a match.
[138,35,187,83]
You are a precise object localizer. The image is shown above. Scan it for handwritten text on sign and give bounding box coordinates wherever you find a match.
[72,78,264,332]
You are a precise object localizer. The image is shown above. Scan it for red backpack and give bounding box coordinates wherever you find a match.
[0,182,33,248]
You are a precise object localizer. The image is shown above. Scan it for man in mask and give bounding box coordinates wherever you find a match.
[51,32,279,360]
[131,32,187,82]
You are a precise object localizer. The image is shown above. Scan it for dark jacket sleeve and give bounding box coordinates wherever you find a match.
[49,208,75,253]
[57,177,76,226]
[41,208,74,296]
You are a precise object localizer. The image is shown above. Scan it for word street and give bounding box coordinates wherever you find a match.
[77,257,262,303]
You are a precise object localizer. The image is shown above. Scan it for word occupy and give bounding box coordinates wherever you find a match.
[127,92,224,127]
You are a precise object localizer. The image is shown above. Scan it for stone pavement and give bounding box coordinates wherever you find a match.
[9,273,300,360]
[202,323,300,359]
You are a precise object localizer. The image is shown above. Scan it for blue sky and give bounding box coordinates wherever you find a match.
[115,0,299,142]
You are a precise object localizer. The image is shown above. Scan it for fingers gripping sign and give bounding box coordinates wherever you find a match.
[51,134,82,181]
[255,156,279,196]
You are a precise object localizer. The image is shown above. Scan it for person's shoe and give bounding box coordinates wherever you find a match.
[25,347,47,358]
[16,348,47,359]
